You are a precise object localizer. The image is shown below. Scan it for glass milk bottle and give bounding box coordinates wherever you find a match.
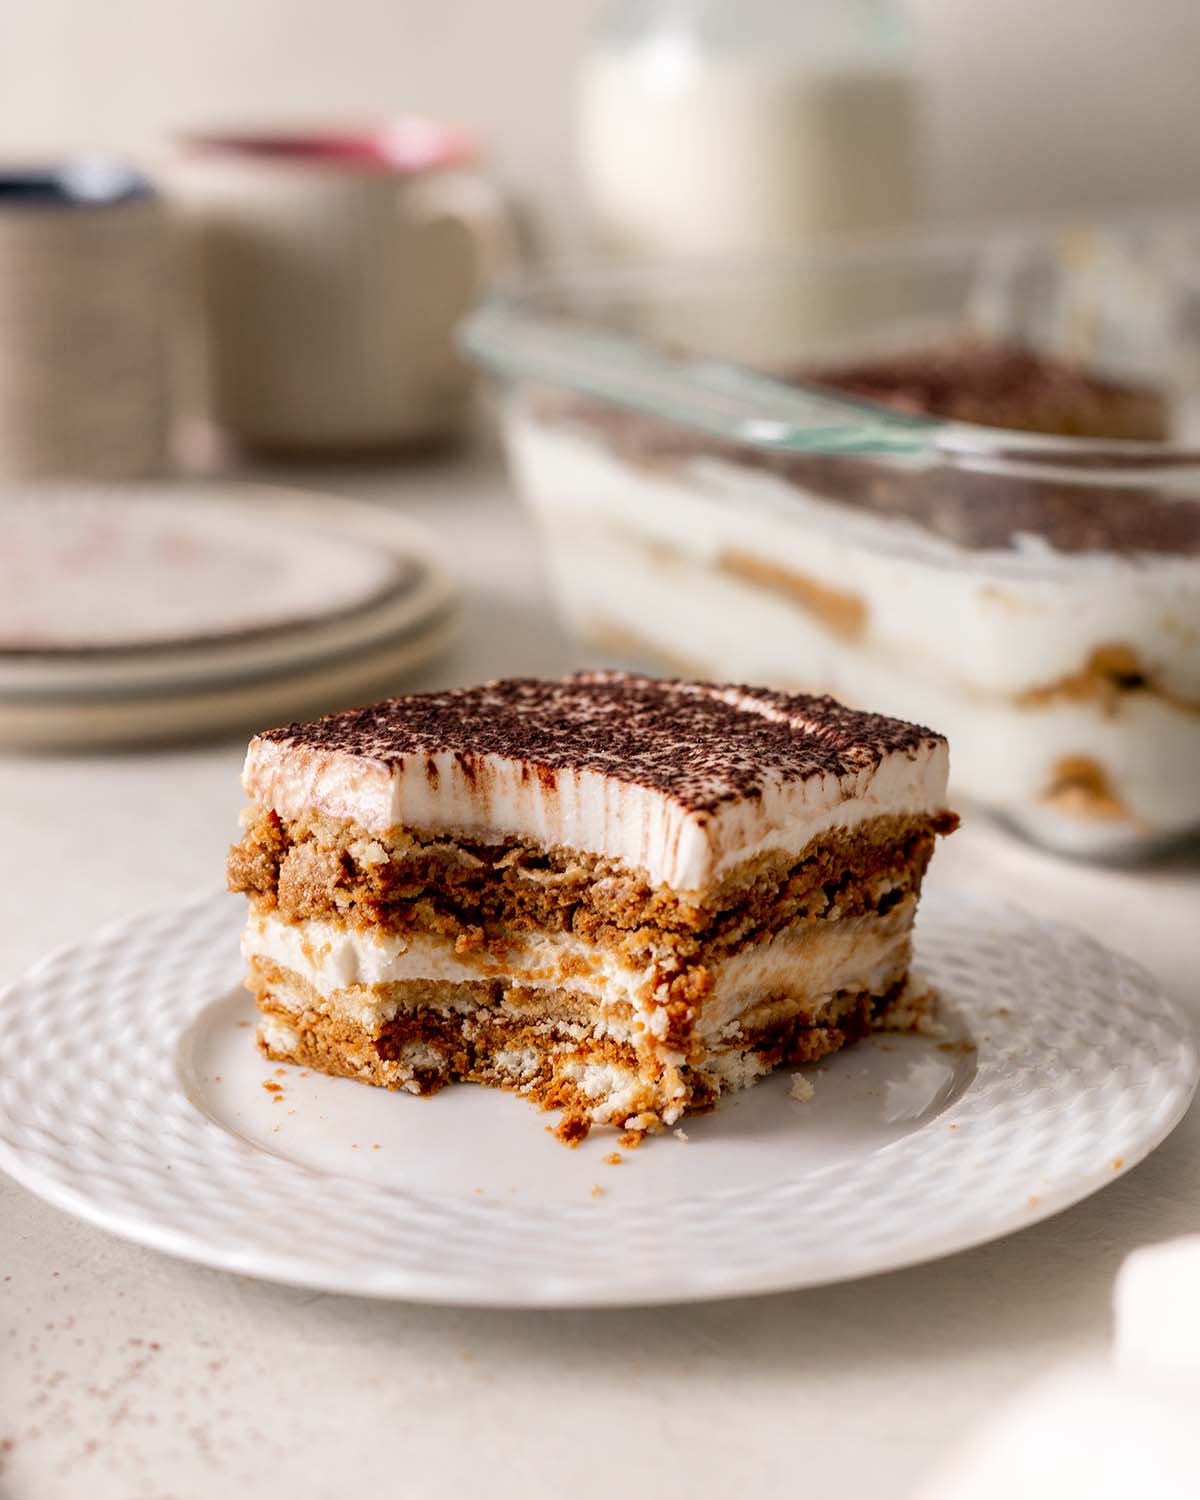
[580,0,921,259]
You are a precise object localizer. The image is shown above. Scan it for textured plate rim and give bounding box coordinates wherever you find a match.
[0,890,1195,1308]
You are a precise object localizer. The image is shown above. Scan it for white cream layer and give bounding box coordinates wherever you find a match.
[243,908,911,1042]
[244,911,662,1019]
[693,907,911,1044]
[243,704,947,899]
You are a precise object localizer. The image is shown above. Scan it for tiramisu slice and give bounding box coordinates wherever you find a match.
[227,674,957,1139]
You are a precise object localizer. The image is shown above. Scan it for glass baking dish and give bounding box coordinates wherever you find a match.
[462,220,1200,859]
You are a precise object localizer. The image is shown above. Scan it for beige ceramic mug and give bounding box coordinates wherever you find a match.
[0,159,169,477]
[168,122,516,451]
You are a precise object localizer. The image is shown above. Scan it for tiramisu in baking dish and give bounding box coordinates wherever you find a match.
[227,674,956,1139]
[464,228,1200,858]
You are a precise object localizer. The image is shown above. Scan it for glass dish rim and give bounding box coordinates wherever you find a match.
[462,217,1200,478]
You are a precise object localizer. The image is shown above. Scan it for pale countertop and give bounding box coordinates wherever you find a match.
[2,438,1198,1500]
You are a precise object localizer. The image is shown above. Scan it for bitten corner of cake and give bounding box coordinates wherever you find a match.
[226,672,958,1143]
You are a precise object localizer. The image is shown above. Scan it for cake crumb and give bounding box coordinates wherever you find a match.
[1113,1157,1125,1171]
[590,1184,604,1198]
[673,1128,690,1143]
[618,1130,645,1150]
[789,1074,815,1104]
[261,1081,282,1094]
[1028,1194,1041,1208]
[550,1114,590,1148]
[603,1152,622,1166]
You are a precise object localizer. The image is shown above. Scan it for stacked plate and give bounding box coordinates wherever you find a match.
[0,481,459,748]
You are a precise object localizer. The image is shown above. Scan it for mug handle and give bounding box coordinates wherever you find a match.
[403,168,520,290]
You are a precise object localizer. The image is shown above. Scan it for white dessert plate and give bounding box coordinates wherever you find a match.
[0,890,1193,1308]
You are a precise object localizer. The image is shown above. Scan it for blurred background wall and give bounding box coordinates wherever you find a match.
[2,0,1200,249]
